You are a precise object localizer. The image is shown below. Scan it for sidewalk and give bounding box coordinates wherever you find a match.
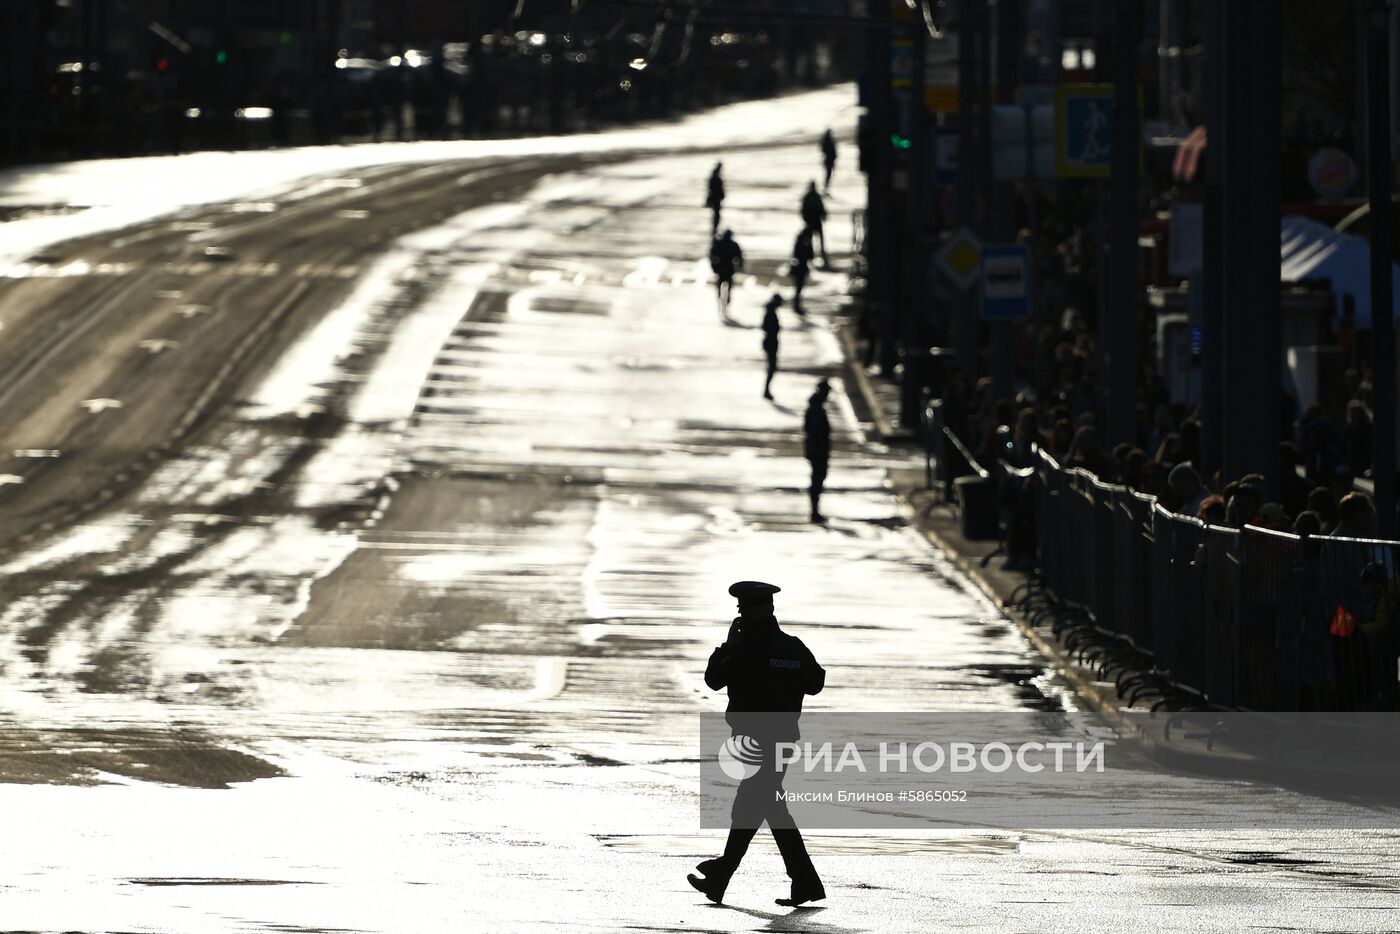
[832,308,1400,799]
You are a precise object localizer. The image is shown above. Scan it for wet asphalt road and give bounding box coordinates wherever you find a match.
[1,90,1400,932]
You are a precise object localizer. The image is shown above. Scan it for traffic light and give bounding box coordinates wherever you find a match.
[891,133,911,150]
[215,49,228,65]
[149,43,177,77]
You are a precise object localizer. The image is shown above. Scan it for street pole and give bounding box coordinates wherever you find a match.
[1199,0,1225,483]
[900,0,931,427]
[1221,0,1281,496]
[954,0,978,373]
[989,0,1022,405]
[1367,0,1396,536]
[1105,0,1141,447]
[867,2,900,378]
[1094,178,1107,426]
[0,2,31,163]
[975,0,993,250]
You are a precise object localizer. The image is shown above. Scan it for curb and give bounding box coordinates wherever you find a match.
[895,491,1133,719]
[894,486,1305,787]
[831,304,1400,800]
[834,321,914,444]
[891,468,1400,797]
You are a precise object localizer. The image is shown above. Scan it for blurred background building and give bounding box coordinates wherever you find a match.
[0,0,864,164]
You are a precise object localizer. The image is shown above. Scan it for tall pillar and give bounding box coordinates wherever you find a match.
[900,2,932,426]
[867,2,900,377]
[1199,0,1225,483]
[1367,0,1396,535]
[954,0,979,373]
[990,0,1024,405]
[1105,0,1142,447]
[1220,0,1281,496]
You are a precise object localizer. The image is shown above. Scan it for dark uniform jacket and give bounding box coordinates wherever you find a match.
[792,232,815,271]
[804,399,831,463]
[705,620,825,741]
[710,237,743,277]
[762,307,780,352]
[707,173,725,209]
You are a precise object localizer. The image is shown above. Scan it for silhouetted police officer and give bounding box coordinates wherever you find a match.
[821,129,837,191]
[706,162,725,236]
[761,293,782,400]
[710,229,744,311]
[688,581,826,907]
[800,181,828,266]
[805,379,832,523]
[790,228,815,316]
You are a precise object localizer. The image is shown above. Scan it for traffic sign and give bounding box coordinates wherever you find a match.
[891,38,913,90]
[992,104,1055,181]
[934,127,958,185]
[935,228,982,291]
[924,86,958,113]
[1168,202,1203,277]
[980,245,1030,319]
[890,27,959,111]
[923,29,958,113]
[1054,84,1114,179]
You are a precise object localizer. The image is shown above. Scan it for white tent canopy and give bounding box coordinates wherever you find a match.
[1280,214,1400,328]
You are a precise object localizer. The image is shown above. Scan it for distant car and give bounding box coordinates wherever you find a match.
[202,246,233,261]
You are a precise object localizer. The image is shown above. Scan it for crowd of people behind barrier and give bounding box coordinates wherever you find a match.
[933,306,1398,712]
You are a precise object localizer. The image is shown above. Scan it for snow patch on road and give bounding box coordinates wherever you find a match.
[241,251,417,421]
[244,202,523,424]
[0,514,147,575]
[0,86,858,268]
[348,263,495,425]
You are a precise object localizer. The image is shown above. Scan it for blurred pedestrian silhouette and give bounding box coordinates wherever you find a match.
[804,379,832,523]
[688,581,826,908]
[706,162,726,236]
[789,229,815,316]
[761,293,783,400]
[710,229,744,313]
[820,130,837,191]
[800,181,828,266]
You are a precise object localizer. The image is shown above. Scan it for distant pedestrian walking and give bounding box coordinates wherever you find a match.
[820,130,837,191]
[804,379,832,523]
[789,229,815,316]
[688,580,826,908]
[761,293,783,400]
[710,229,744,312]
[800,182,828,266]
[706,162,726,236]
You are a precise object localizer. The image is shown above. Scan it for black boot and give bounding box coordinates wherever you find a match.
[775,876,826,907]
[687,871,729,904]
[695,857,727,876]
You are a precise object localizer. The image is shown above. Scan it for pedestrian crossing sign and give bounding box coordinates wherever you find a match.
[1054,84,1114,179]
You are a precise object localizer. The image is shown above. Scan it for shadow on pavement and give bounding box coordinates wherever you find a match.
[704,901,866,933]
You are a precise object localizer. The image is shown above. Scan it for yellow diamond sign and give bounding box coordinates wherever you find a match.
[935,228,983,290]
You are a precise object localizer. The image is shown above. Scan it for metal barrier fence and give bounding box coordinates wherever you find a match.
[922,398,1009,542]
[921,398,979,499]
[1034,449,1400,711]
